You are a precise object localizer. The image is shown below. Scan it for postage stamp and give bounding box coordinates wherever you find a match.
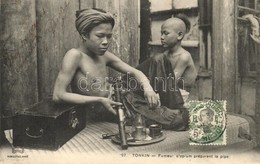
[188,100,227,145]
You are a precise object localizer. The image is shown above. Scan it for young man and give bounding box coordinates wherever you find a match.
[53,8,159,117]
[160,14,197,91]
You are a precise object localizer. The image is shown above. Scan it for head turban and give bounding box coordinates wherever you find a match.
[75,8,115,35]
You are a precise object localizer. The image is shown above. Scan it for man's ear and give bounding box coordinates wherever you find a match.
[81,34,88,41]
[177,32,184,40]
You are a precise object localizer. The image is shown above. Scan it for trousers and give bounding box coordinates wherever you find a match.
[122,91,189,131]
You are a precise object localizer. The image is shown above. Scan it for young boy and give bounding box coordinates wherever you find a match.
[131,14,197,113]
[160,14,197,91]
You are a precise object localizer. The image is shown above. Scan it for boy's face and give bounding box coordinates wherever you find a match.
[84,23,113,56]
[160,21,180,48]
[161,18,186,48]
[161,20,182,48]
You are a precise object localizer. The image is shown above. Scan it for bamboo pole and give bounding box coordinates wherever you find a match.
[255,37,260,146]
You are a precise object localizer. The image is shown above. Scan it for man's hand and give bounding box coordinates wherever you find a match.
[99,97,122,115]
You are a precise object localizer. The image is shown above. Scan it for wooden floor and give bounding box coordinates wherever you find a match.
[0,114,257,156]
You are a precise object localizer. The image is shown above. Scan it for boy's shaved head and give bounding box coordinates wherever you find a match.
[162,13,191,34]
[160,14,190,46]
[175,13,191,33]
[162,18,186,34]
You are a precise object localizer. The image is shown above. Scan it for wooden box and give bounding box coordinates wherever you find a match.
[13,99,86,150]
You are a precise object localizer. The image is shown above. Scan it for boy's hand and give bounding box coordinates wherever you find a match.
[144,90,160,108]
[99,97,122,115]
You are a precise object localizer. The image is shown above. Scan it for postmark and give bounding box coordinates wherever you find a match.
[188,100,227,145]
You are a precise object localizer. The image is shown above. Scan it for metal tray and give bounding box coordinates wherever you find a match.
[111,132,166,146]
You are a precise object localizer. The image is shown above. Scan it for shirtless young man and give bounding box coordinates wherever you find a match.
[53,8,159,115]
[160,14,197,90]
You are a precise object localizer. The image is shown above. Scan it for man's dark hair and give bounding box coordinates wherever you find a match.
[75,8,115,36]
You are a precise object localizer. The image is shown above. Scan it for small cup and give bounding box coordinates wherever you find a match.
[149,124,162,138]
[133,126,146,141]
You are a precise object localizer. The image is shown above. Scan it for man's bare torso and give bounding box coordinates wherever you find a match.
[71,50,111,97]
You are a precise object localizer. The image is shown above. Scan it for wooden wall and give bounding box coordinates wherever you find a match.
[0,0,2,140]
[212,0,236,113]
[95,0,140,66]
[36,0,81,100]
[0,0,139,128]
[94,0,140,77]
[256,41,260,146]
[1,0,38,117]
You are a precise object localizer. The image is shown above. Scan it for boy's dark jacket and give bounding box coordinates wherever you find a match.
[121,54,188,130]
[127,54,184,109]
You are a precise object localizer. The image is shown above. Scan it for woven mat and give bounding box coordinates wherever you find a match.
[0,114,257,157]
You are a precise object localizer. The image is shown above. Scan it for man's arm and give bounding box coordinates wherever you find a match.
[53,49,99,103]
[53,49,120,114]
[105,52,159,107]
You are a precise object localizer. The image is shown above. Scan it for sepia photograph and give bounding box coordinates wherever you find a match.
[0,0,260,163]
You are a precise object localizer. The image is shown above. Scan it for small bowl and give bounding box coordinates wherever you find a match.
[149,124,162,138]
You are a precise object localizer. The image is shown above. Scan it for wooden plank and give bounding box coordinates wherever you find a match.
[222,0,236,113]
[1,0,38,115]
[79,0,94,9]
[207,31,212,69]
[234,0,242,114]
[150,0,172,12]
[95,0,121,77]
[95,0,140,75]
[119,0,139,67]
[238,5,260,14]
[173,0,198,9]
[95,0,120,57]
[36,0,81,100]
[237,21,250,77]
[138,0,141,63]
[212,0,223,100]
[199,30,206,68]
[0,0,2,139]
[139,0,151,63]
[148,40,199,47]
[212,0,236,113]
[255,35,260,146]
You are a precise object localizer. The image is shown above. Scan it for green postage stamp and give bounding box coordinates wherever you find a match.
[188,100,227,145]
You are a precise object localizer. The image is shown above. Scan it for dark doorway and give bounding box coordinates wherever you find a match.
[139,0,151,63]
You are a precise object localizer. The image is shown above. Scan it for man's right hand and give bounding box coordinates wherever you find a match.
[99,97,122,115]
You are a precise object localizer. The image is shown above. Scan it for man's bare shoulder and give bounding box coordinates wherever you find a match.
[61,49,83,70]
[63,48,82,60]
